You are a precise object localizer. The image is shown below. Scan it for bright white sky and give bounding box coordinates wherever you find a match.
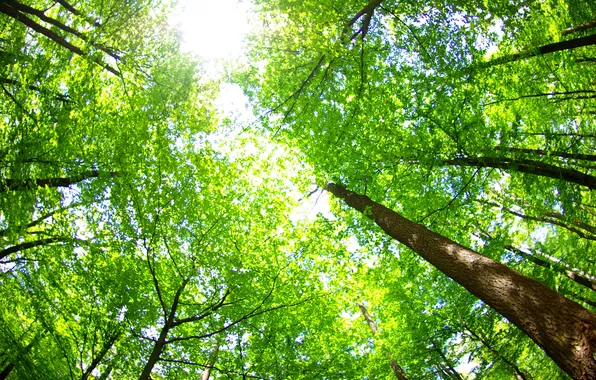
[170,0,332,220]
[170,0,253,61]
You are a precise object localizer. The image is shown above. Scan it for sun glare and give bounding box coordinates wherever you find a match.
[170,0,252,60]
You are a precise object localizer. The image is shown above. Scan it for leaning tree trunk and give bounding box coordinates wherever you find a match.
[325,182,596,379]
[482,33,596,67]
[358,304,409,380]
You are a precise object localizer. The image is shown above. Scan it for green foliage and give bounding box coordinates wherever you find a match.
[1,0,596,378]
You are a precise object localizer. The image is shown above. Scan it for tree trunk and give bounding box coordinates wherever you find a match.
[325,182,596,379]
[492,147,596,162]
[483,33,596,67]
[563,20,596,35]
[138,325,170,380]
[200,338,221,380]
[0,3,120,75]
[440,156,596,190]
[0,363,14,380]
[504,244,596,292]
[139,280,188,380]
[0,170,119,193]
[81,330,120,380]
[431,341,463,380]
[462,322,529,379]
[358,304,409,380]
[0,238,61,260]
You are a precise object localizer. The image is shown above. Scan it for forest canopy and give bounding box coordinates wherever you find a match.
[0,0,595,379]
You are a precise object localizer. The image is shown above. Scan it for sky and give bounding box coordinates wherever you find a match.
[170,0,333,220]
[170,0,253,61]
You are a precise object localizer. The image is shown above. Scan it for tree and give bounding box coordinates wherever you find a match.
[326,182,596,379]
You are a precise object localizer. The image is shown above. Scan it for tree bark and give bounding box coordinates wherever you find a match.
[325,182,596,379]
[483,33,596,67]
[358,304,409,380]
[440,156,596,190]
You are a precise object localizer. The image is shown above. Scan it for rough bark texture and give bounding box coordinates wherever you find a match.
[326,182,596,379]
[358,304,409,380]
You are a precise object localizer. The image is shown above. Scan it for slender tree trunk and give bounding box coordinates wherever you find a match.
[139,280,188,380]
[0,170,119,193]
[0,331,43,380]
[200,337,221,380]
[325,182,596,379]
[81,330,120,380]
[478,200,596,241]
[440,156,596,190]
[482,33,596,67]
[505,244,596,292]
[0,3,120,75]
[138,325,170,380]
[98,360,114,380]
[431,342,463,380]
[563,20,596,35]
[492,147,596,162]
[462,323,529,379]
[5,0,120,60]
[358,304,409,380]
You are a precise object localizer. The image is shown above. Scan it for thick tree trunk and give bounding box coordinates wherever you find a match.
[325,183,596,379]
[483,33,596,67]
[358,304,409,380]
